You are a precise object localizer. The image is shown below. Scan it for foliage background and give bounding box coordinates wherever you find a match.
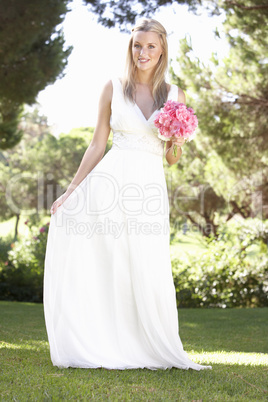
[0,0,267,307]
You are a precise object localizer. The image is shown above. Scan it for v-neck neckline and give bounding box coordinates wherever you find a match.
[134,84,174,122]
[134,103,159,122]
[118,78,173,123]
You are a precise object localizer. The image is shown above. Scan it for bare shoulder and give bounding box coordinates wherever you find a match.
[166,83,186,104]
[99,79,113,104]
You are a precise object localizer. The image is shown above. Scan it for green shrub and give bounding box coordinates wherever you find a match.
[172,219,268,308]
[0,221,49,302]
[0,234,13,263]
[1,217,268,306]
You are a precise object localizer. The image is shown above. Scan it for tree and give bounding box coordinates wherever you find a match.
[0,101,23,150]
[164,140,227,237]
[0,113,113,239]
[84,0,200,29]
[0,0,72,149]
[169,0,268,220]
[83,0,268,29]
[0,110,55,238]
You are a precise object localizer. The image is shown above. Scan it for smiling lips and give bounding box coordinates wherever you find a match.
[138,58,150,63]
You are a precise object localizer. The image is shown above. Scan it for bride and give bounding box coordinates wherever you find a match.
[44,17,211,371]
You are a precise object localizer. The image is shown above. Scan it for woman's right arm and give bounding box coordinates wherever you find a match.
[50,80,113,214]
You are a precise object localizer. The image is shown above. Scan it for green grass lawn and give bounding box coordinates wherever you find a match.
[170,231,206,259]
[0,302,267,401]
[170,230,262,262]
[0,216,30,239]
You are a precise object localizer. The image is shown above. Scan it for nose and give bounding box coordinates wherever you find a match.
[139,47,146,56]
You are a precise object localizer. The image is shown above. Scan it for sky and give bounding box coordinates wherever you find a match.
[35,0,228,135]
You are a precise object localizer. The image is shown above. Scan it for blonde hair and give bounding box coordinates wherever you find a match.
[122,18,168,110]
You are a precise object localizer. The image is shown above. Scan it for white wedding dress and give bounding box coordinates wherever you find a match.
[43,78,211,371]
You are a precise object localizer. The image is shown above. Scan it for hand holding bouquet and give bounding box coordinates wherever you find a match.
[154,100,198,157]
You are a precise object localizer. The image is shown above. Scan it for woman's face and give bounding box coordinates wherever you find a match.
[132,31,162,74]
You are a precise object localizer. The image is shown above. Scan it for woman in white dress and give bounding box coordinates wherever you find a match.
[44,18,211,371]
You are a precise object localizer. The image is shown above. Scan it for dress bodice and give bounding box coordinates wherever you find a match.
[110,78,179,157]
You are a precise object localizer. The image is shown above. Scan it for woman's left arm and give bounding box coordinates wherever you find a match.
[165,87,186,166]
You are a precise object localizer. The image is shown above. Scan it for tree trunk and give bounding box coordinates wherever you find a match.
[14,213,20,241]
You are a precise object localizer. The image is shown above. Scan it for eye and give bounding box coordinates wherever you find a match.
[134,44,140,48]
[148,45,155,49]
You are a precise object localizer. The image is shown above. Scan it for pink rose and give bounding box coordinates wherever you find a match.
[154,100,198,156]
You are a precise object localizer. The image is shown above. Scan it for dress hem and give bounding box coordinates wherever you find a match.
[52,361,212,371]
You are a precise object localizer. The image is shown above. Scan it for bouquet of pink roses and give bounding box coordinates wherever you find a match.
[154,100,198,157]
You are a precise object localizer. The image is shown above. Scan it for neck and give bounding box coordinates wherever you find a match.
[135,70,154,86]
